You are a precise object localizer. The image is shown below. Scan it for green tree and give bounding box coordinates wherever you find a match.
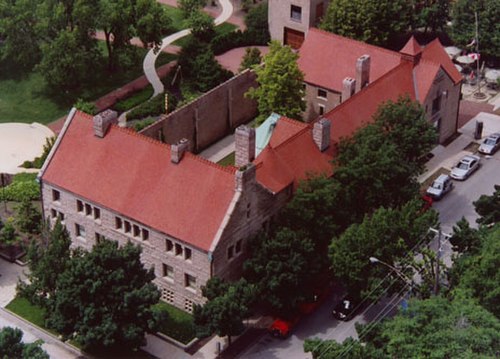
[449,217,482,254]
[305,296,500,358]
[450,0,500,59]
[413,0,450,33]
[244,2,270,44]
[239,47,262,72]
[0,218,19,246]
[329,200,438,299]
[15,199,42,235]
[334,96,436,223]
[452,226,500,318]
[244,228,317,316]
[0,327,49,359]
[74,99,97,115]
[321,0,413,47]
[473,185,500,226]
[178,0,206,18]
[188,10,215,42]
[246,41,305,124]
[135,0,172,51]
[191,48,232,92]
[0,0,43,69]
[19,220,71,306]
[193,278,255,345]
[46,240,160,353]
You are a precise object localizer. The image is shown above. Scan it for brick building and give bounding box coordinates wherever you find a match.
[38,109,333,311]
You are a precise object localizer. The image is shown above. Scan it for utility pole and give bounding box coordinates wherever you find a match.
[473,11,486,99]
[434,228,441,295]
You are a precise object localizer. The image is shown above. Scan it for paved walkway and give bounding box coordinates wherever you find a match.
[144,0,234,95]
[215,46,269,73]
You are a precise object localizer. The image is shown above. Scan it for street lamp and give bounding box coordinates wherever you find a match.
[369,257,413,285]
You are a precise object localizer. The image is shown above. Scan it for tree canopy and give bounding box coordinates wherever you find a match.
[0,327,49,359]
[305,295,500,358]
[320,0,413,47]
[46,239,160,352]
[245,41,305,124]
[473,185,500,226]
[193,277,255,345]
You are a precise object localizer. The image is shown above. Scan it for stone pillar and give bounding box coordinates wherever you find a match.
[313,118,331,152]
[235,163,256,192]
[235,125,256,167]
[355,55,371,93]
[171,138,189,164]
[93,110,118,138]
[342,77,356,102]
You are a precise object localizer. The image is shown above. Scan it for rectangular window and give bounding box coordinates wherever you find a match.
[432,95,441,115]
[317,88,327,99]
[235,240,242,254]
[319,104,325,115]
[85,203,92,216]
[185,274,196,290]
[162,264,174,279]
[184,248,192,261]
[124,221,131,233]
[94,207,100,220]
[76,200,83,212]
[58,211,65,222]
[290,5,302,21]
[50,209,57,218]
[52,189,60,201]
[75,223,86,238]
[166,239,173,252]
[95,232,104,244]
[175,243,182,256]
[227,245,234,260]
[115,217,122,230]
[142,229,149,241]
[133,224,140,237]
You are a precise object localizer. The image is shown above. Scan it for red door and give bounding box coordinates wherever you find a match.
[284,27,305,49]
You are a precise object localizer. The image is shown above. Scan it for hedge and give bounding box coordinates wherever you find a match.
[126,92,178,121]
[113,86,154,113]
[0,173,40,202]
[211,29,269,56]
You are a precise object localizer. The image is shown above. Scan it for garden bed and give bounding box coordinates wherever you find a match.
[153,302,196,345]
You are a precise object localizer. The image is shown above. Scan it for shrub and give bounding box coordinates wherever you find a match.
[126,92,177,121]
[113,86,154,113]
[0,173,40,202]
[133,118,156,132]
[211,29,268,56]
[20,137,56,170]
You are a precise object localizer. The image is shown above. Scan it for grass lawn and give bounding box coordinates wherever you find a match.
[6,297,47,329]
[162,5,188,33]
[154,302,196,344]
[217,152,235,166]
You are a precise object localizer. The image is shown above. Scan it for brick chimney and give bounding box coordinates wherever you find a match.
[235,125,256,167]
[313,118,331,152]
[342,77,356,102]
[171,138,189,164]
[235,163,256,192]
[355,55,371,93]
[93,110,118,138]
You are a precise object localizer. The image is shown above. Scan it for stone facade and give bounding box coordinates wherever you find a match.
[140,70,258,154]
[422,68,461,144]
[40,182,211,311]
[269,0,329,48]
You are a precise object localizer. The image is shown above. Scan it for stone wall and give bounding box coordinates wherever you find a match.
[40,181,211,312]
[140,70,258,153]
[304,83,341,121]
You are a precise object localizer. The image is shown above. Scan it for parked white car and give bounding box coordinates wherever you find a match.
[479,133,500,155]
[426,174,454,200]
[450,155,481,180]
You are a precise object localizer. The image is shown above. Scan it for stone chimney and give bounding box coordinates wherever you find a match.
[235,125,256,167]
[342,77,356,102]
[355,55,371,93]
[93,110,118,138]
[235,163,256,192]
[313,118,331,152]
[171,138,189,164]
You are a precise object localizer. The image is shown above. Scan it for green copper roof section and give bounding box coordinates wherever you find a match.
[256,113,280,156]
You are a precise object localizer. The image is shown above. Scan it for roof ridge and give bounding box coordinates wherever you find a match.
[322,62,412,120]
[308,28,400,58]
[112,124,237,176]
[279,116,310,128]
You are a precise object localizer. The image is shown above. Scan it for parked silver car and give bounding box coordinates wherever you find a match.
[479,133,500,155]
[450,155,480,180]
[426,174,453,200]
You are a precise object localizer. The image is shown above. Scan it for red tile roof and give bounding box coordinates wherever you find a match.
[42,111,237,252]
[297,28,401,92]
[413,59,441,101]
[323,62,416,145]
[420,38,462,84]
[400,36,423,56]
[255,117,333,193]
